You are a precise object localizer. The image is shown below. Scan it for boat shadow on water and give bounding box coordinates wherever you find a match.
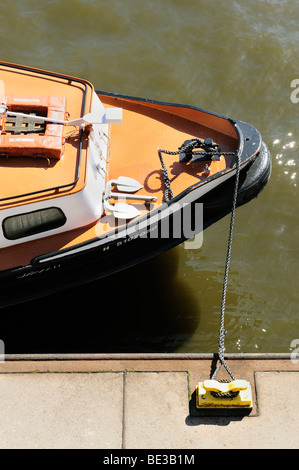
[1,247,200,354]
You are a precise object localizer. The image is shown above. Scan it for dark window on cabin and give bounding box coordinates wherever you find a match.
[3,207,66,240]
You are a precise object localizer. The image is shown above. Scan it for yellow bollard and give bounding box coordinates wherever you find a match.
[195,379,253,411]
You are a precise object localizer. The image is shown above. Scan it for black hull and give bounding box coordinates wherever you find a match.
[0,140,271,307]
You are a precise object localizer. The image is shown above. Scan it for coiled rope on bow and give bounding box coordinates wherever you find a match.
[158,138,235,202]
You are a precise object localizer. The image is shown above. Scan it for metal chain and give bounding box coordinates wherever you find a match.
[211,150,241,382]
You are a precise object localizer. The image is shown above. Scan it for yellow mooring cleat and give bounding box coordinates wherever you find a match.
[196,379,253,411]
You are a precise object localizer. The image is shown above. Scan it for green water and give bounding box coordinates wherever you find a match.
[1,0,298,354]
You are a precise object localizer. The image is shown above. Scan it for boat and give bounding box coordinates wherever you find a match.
[0,61,271,306]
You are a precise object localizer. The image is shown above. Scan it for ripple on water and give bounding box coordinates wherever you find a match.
[273,132,297,188]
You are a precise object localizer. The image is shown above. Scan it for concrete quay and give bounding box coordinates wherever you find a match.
[0,353,298,449]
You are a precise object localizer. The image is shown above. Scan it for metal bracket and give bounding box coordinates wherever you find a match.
[103,177,157,219]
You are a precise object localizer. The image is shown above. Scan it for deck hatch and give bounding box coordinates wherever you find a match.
[2,207,66,240]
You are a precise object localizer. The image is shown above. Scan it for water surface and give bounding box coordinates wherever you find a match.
[0,0,298,354]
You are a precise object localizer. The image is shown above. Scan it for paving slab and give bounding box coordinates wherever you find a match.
[124,372,189,449]
[0,372,124,449]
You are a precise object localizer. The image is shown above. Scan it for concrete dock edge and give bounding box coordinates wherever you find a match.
[0,353,298,449]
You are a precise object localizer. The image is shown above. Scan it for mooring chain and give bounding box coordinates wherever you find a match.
[211,149,241,386]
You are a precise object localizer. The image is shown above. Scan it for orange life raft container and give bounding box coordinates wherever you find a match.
[0,95,67,159]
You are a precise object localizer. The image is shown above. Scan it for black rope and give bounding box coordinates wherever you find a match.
[158,150,174,201]
[210,379,239,399]
[158,139,235,202]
